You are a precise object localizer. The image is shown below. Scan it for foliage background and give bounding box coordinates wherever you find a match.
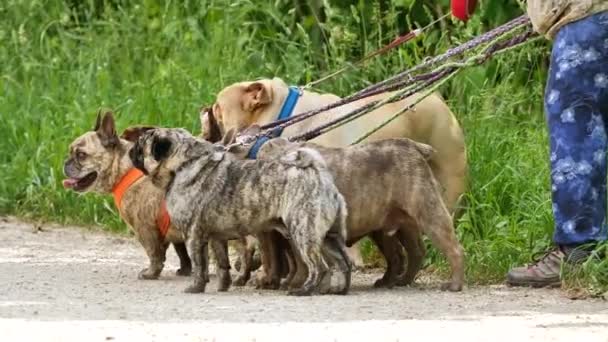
[0,0,605,291]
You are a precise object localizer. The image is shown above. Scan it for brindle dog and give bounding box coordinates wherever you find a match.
[129,127,352,295]
[201,107,428,289]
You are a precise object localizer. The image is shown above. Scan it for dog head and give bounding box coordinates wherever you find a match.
[63,111,126,193]
[213,78,282,134]
[129,127,222,189]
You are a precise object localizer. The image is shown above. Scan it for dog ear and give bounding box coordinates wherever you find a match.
[200,106,223,143]
[151,136,172,162]
[242,82,272,112]
[96,111,120,148]
[120,126,157,142]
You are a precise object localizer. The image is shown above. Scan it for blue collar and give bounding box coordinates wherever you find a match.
[247,86,301,159]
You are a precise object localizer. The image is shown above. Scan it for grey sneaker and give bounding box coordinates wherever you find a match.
[506,246,591,288]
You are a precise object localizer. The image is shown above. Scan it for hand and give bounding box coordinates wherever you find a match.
[451,0,478,22]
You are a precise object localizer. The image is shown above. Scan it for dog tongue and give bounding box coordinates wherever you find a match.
[62,178,78,189]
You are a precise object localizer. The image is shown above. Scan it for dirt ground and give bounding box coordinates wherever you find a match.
[1,216,607,342]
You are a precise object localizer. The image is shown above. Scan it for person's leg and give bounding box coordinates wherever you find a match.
[507,11,608,287]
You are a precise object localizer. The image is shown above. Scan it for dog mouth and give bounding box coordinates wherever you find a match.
[62,172,98,192]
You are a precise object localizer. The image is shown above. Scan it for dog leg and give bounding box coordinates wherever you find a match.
[280,247,298,290]
[428,153,467,216]
[288,233,327,296]
[184,233,209,294]
[234,237,253,286]
[420,207,464,292]
[346,245,365,269]
[287,247,308,291]
[136,231,166,280]
[173,242,192,276]
[278,236,300,290]
[210,239,232,292]
[319,233,351,295]
[396,228,426,286]
[370,231,403,289]
[233,239,245,273]
[256,232,281,289]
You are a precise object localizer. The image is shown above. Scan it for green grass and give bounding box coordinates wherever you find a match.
[1,0,606,294]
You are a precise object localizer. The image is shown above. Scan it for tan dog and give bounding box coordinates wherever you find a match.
[62,112,192,279]
[205,77,467,267]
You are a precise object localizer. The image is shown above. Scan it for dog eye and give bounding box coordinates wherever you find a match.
[77,152,87,160]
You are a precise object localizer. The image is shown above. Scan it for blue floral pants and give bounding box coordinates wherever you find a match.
[546,11,608,246]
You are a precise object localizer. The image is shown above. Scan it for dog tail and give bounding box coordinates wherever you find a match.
[280,147,327,170]
[413,141,435,161]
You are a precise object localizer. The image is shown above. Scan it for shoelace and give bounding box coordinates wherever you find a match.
[527,248,563,269]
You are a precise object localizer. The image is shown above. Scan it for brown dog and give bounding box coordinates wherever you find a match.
[206,77,468,268]
[62,111,192,279]
[222,125,465,292]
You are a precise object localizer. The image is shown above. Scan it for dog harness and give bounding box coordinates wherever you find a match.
[246,86,301,159]
[112,168,171,239]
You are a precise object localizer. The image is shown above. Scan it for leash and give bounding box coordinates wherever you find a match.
[257,15,531,134]
[302,13,450,90]
[349,29,539,145]
[236,15,535,148]
[246,86,302,159]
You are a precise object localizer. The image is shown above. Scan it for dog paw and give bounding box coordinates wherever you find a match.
[395,274,416,287]
[184,283,206,294]
[176,267,192,277]
[320,272,349,295]
[266,279,281,290]
[256,276,280,290]
[287,287,313,296]
[374,277,396,289]
[216,269,232,292]
[233,275,250,287]
[138,268,161,280]
[440,281,463,292]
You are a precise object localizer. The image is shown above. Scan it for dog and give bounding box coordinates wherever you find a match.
[117,124,262,287]
[203,107,425,289]
[128,127,352,296]
[62,111,192,280]
[224,124,465,292]
[206,77,468,267]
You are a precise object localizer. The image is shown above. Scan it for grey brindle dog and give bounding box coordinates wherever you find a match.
[129,128,351,295]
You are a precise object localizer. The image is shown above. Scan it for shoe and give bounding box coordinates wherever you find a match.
[505,246,592,288]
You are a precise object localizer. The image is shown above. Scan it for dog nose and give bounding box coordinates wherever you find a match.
[63,159,73,176]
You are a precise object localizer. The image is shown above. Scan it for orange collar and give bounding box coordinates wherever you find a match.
[112,168,171,239]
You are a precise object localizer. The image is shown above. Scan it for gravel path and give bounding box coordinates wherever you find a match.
[1,216,607,341]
